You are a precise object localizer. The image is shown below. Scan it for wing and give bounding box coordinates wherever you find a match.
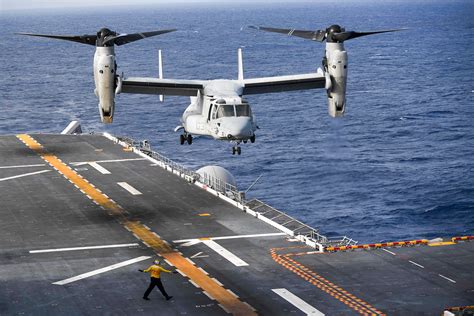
[121,77,205,96]
[249,26,326,42]
[16,32,97,45]
[242,73,325,95]
[106,29,177,46]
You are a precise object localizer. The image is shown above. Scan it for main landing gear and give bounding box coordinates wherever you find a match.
[180,133,192,145]
[232,146,241,155]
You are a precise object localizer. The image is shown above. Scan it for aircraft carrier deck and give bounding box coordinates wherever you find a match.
[1,131,473,315]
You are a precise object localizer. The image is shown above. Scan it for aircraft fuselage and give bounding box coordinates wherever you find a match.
[181,80,256,142]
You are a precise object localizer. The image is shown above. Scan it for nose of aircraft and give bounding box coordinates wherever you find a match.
[223,117,253,139]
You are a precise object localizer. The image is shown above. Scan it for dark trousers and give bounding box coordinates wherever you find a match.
[143,277,169,298]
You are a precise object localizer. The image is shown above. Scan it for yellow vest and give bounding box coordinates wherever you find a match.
[144,264,171,278]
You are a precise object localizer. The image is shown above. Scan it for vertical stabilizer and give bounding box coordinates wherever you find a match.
[238,47,244,81]
[158,50,164,102]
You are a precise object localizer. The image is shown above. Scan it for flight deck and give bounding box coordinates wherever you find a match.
[0,133,473,315]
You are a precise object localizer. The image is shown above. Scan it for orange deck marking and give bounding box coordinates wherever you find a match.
[17,134,256,316]
[271,248,385,315]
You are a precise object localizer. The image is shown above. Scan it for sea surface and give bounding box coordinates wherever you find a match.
[1,1,473,243]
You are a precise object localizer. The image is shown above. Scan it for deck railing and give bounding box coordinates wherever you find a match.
[116,136,356,247]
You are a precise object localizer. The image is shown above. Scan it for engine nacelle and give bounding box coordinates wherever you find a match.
[325,42,348,117]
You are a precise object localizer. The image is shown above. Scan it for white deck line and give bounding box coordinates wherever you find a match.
[117,182,142,195]
[409,260,424,269]
[30,243,140,253]
[272,288,324,315]
[0,169,51,182]
[173,232,286,243]
[70,158,146,166]
[0,163,46,169]
[382,249,396,256]
[438,274,456,283]
[53,256,151,285]
[202,240,248,267]
[89,162,111,174]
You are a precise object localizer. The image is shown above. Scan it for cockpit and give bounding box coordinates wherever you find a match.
[212,102,252,120]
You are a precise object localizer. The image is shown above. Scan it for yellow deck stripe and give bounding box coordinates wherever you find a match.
[428,241,455,247]
[17,134,256,316]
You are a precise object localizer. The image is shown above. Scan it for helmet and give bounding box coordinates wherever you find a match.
[154,259,161,265]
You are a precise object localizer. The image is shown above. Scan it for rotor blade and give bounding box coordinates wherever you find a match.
[249,26,326,42]
[332,29,405,42]
[105,29,177,46]
[15,32,97,45]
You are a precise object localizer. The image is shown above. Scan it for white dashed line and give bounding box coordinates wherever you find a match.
[53,256,151,285]
[272,288,324,315]
[201,240,248,267]
[439,274,456,283]
[211,278,223,286]
[382,248,396,256]
[88,162,111,174]
[409,260,424,269]
[117,182,142,195]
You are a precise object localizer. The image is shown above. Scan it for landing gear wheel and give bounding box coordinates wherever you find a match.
[237,147,241,155]
[179,134,185,145]
[250,135,256,143]
[232,147,236,155]
[187,134,193,145]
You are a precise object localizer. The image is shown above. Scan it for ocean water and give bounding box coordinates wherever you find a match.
[1,1,473,243]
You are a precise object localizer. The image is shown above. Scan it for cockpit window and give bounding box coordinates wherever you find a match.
[216,104,235,118]
[235,104,251,117]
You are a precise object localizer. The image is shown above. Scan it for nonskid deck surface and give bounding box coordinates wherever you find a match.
[0,134,472,315]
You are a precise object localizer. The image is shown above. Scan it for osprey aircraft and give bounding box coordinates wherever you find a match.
[18,25,400,154]
[17,28,176,123]
[119,25,401,154]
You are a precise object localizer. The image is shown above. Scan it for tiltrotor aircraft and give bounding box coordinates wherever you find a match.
[17,28,176,123]
[18,25,400,154]
[119,25,400,154]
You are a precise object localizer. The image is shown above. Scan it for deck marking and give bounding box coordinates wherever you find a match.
[29,243,139,253]
[174,232,286,243]
[0,169,51,182]
[0,163,45,169]
[17,134,256,316]
[53,256,151,285]
[89,162,111,174]
[191,252,209,259]
[429,241,456,247]
[271,248,384,315]
[408,260,424,269]
[70,158,146,166]
[382,248,396,256]
[272,288,324,315]
[439,274,456,283]
[117,182,142,195]
[202,240,249,267]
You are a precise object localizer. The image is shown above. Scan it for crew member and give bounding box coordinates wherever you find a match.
[139,259,176,301]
